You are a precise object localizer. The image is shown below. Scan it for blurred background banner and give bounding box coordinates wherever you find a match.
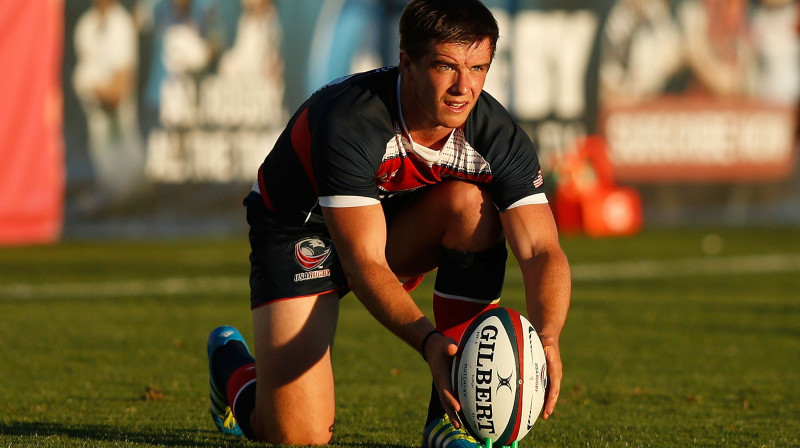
[0,0,64,245]
[49,0,800,240]
[600,97,797,182]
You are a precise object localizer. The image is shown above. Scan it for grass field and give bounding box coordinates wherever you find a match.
[1,227,799,448]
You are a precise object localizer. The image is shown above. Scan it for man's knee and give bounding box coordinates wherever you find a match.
[252,419,333,445]
[384,180,504,272]
[436,181,503,251]
[250,395,334,444]
[436,180,491,213]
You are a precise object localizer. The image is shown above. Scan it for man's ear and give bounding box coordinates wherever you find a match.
[398,51,412,73]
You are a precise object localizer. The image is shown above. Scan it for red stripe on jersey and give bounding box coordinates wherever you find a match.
[435,165,493,183]
[376,156,438,192]
[290,108,318,194]
[257,164,276,210]
[377,155,493,193]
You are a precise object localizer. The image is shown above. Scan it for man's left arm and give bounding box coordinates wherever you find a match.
[499,202,571,420]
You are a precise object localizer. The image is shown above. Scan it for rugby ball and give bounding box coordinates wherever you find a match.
[452,307,547,446]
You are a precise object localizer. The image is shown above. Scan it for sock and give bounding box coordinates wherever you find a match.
[426,242,507,427]
[212,341,257,439]
[433,242,507,342]
[212,341,254,391]
[228,363,257,439]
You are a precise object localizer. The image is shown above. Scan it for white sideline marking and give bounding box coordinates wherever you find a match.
[570,253,800,281]
[0,276,247,301]
[2,253,799,301]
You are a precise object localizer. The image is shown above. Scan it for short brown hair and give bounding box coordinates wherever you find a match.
[399,0,499,61]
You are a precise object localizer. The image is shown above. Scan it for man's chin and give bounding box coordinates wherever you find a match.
[437,115,469,130]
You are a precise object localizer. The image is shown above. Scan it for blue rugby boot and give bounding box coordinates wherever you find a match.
[423,414,481,448]
[207,325,250,436]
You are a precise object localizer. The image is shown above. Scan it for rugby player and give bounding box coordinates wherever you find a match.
[206,0,571,445]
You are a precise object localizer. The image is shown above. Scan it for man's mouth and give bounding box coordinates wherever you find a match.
[445,100,468,111]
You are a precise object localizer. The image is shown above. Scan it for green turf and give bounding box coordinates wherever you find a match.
[1,228,798,447]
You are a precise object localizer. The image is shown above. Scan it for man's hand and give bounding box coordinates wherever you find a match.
[499,204,570,421]
[423,332,462,428]
[539,335,562,420]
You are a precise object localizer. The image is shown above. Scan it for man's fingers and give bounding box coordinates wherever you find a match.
[446,341,459,356]
[431,338,462,426]
[539,338,562,420]
[542,384,559,419]
[440,388,461,428]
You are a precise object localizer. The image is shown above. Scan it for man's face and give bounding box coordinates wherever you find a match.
[401,38,493,134]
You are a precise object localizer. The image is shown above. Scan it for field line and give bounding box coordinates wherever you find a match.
[0,276,247,301]
[2,253,800,301]
[570,253,800,281]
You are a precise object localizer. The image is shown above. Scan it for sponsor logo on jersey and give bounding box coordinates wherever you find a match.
[294,237,332,271]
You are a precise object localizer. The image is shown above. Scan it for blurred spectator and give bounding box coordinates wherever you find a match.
[306,0,381,95]
[139,0,226,134]
[599,0,685,105]
[304,0,408,95]
[218,0,283,81]
[678,0,758,97]
[751,0,800,105]
[73,0,147,210]
[216,0,286,128]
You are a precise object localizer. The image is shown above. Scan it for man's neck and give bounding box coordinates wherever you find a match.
[397,74,453,150]
[409,128,452,151]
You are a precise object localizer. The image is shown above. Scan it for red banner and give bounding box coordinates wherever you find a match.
[0,0,64,245]
[600,96,797,183]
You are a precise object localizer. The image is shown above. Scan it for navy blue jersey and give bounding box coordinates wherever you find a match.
[255,67,545,224]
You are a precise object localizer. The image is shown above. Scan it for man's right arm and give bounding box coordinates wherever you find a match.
[321,203,462,425]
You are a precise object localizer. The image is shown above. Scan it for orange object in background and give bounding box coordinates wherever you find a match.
[553,136,642,237]
[0,0,64,245]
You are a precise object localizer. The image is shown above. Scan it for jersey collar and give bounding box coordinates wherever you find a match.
[396,73,455,164]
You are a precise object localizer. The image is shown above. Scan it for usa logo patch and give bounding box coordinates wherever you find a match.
[294,237,333,271]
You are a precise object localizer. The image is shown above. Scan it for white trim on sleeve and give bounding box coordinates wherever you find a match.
[505,193,549,210]
[319,195,381,208]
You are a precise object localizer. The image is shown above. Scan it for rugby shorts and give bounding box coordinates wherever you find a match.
[244,191,423,309]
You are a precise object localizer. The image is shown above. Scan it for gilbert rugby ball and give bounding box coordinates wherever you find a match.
[452,307,547,446]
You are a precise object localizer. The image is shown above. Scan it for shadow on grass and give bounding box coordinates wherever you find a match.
[0,421,416,448]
